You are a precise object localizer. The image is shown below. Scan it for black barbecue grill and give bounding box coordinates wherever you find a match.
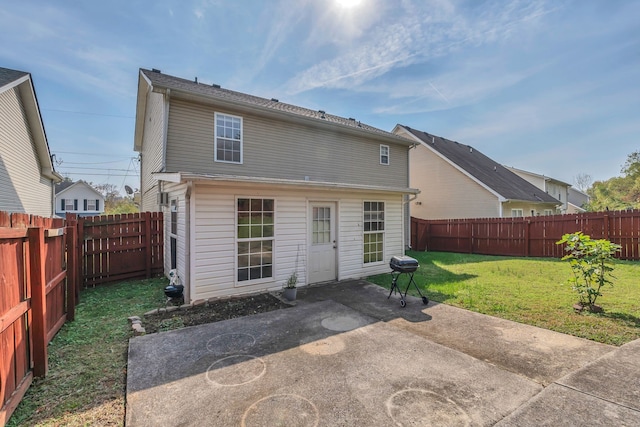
[388,256,429,307]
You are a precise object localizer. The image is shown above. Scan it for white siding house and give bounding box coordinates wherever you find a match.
[54,181,105,217]
[0,67,61,216]
[134,69,417,303]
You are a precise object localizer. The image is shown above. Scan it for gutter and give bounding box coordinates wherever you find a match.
[153,172,419,195]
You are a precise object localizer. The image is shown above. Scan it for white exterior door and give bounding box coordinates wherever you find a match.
[308,202,337,283]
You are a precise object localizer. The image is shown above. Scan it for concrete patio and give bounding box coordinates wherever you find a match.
[126,280,639,426]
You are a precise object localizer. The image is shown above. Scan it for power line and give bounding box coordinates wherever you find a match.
[42,108,134,119]
[61,160,127,165]
[53,151,135,157]
[61,172,139,177]
[58,166,134,171]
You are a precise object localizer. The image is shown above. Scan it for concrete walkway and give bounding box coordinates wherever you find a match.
[126,280,639,426]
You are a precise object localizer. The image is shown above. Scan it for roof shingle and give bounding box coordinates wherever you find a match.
[0,67,29,89]
[404,126,560,204]
[140,68,400,139]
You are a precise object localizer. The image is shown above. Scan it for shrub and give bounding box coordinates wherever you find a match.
[557,232,621,311]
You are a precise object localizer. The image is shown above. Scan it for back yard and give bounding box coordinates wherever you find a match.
[369,251,640,346]
[7,252,639,426]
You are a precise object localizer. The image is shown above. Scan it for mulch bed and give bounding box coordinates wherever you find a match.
[142,292,291,334]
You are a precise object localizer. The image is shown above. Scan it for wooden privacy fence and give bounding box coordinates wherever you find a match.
[411,209,640,260]
[75,212,163,287]
[0,212,78,425]
[2,210,162,425]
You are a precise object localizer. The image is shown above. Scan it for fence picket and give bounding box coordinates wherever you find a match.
[411,209,640,260]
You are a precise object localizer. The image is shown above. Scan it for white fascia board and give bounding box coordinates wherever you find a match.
[152,172,420,195]
[0,74,29,94]
[56,181,104,199]
[134,70,153,152]
[396,125,507,202]
[16,76,60,182]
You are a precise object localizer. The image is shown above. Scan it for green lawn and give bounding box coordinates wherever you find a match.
[7,278,166,427]
[8,253,639,425]
[368,251,640,346]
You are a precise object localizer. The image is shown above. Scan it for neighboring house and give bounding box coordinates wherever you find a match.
[54,180,105,217]
[0,67,62,216]
[567,187,589,213]
[505,166,570,214]
[134,68,417,302]
[393,125,560,219]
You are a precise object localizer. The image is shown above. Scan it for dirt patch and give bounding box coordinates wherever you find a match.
[143,293,291,334]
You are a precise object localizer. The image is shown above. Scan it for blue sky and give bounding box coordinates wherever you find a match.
[1,0,638,194]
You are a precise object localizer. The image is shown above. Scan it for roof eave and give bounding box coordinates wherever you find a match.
[14,75,61,182]
[134,70,153,152]
[153,172,419,195]
[149,82,412,147]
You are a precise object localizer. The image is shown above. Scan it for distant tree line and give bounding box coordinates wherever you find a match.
[584,151,640,211]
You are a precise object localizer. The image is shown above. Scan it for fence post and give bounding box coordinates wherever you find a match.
[76,216,84,297]
[144,212,152,278]
[525,220,530,257]
[28,227,48,378]
[604,212,610,241]
[65,223,77,322]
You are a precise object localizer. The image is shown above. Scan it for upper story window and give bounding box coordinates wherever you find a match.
[215,113,242,164]
[511,209,523,217]
[86,199,97,211]
[380,145,389,165]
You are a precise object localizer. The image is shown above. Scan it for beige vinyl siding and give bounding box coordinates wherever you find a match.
[410,144,500,220]
[140,91,165,211]
[0,86,53,216]
[187,181,405,301]
[165,99,408,188]
[503,201,559,217]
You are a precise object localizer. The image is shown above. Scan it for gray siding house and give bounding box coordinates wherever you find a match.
[134,68,417,302]
[0,67,61,216]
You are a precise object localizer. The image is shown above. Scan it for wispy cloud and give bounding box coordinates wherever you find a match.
[0,4,138,100]
[284,0,555,94]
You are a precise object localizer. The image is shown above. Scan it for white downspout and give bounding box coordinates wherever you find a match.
[186,181,194,303]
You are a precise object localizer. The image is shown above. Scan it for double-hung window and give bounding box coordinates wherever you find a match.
[237,198,274,282]
[511,209,524,217]
[380,145,389,165]
[215,113,242,163]
[363,201,384,263]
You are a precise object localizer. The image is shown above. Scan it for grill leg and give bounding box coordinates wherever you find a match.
[388,272,400,299]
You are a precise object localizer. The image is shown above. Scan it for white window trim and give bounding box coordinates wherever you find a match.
[363,201,385,265]
[511,209,524,217]
[65,199,75,211]
[87,199,96,211]
[380,144,389,165]
[235,197,275,287]
[214,112,243,164]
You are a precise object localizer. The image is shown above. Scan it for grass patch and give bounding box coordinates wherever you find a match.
[368,251,640,346]
[7,278,166,427]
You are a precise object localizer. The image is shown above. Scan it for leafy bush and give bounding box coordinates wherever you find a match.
[557,232,621,311]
